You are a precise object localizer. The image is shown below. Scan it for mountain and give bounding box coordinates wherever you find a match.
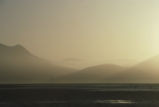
[1,43,159,83]
[108,55,159,83]
[57,55,159,83]
[56,64,125,83]
[0,44,76,83]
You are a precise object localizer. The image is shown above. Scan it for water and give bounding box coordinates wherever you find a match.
[95,100,135,104]
[0,84,159,107]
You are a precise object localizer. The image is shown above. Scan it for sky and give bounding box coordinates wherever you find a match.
[1,0,159,68]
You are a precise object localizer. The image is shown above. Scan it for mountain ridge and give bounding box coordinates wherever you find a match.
[1,43,159,83]
[55,64,125,83]
[0,43,77,83]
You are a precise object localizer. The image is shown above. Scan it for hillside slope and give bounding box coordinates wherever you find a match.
[0,44,76,83]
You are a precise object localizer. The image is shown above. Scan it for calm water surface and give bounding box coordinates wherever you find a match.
[0,84,159,107]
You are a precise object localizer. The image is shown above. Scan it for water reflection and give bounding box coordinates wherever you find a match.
[38,100,135,104]
[95,100,135,104]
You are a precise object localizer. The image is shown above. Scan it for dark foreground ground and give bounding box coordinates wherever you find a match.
[0,84,159,107]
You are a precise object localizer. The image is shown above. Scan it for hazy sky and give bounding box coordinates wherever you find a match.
[1,0,159,68]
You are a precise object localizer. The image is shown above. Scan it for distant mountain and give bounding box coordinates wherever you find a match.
[57,55,159,83]
[0,44,76,83]
[108,55,159,83]
[1,43,159,83]
[56,64,125,83]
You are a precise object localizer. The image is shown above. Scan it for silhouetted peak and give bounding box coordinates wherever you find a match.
[0,43,25,49]
[12,44,32,55]
[12,44,26,50]
[0,43,31,55]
